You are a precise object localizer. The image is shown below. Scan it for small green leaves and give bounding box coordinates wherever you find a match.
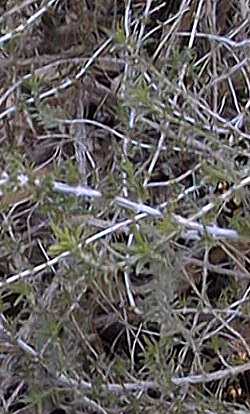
[49,223,82,256]
[131,79,151,107]
[35,102,66,129]
[232,216,250,237]
[114,23,126,45]
[130,226,152,259]
[211,335,224,354]
[121,159,149,201]
[22,74,44,98]
[157,214,178,236]
[202,163,235,186]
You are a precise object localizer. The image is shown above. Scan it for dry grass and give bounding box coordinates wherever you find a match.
[0,1,250,413]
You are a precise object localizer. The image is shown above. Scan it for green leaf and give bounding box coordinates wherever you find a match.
[114,23,126,44]
[157,214,178,235]
[49,223,82,256]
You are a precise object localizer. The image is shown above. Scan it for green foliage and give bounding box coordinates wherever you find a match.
[121,159,149,200]
[22,388,53,412]
[22,75,45,98]
[217,279,240,308]
[10,282,36,308]
[231,215,250,237]
[49,223,82,256]
[35,102,66,129]
[210,335,224,354]
[1,1,249,413]
[143,336,175,387]
[131,78,151,107]
[157,214,179,236]
[202,163,235,186]
[169,47,197,78]
[35,315,62,351]
[122,225,158,273]
[114,23,126,45]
